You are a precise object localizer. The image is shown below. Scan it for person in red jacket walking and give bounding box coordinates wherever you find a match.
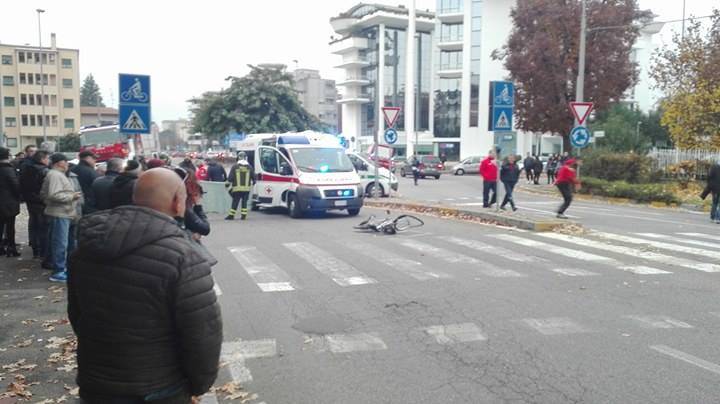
[554,158,582,219]
[479,149,498,208]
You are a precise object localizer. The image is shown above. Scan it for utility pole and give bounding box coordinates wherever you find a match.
[37,9,47,143]
[681,0,686,41]
[404,0,416,157]
[574,0,587,162]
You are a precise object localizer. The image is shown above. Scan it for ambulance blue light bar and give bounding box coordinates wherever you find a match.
[277,135,311,145]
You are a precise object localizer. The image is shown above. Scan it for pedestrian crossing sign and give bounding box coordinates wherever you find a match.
[491,107,513,131]
[118,105,150,134]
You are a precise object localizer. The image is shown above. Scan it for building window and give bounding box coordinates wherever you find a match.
[439,51,462,70]
[439,0,462,14]
[18,52,25,63]
[3,97,14,107]
[19,73,26,85]
[1,55,12,65]
[440,23,463,42]
[61,58,72,68]
[49,54,56,64]
[42,74,48,85]
[49,74,56,86]
[36,95,42,105]
[469,74,479,127]
[41,53,47,65]
[6,138,17,148]
[20,94,27,105]
[63,99,74,108]
[27,74,33,85]
[21,115,28,126]
[35,74,41,84]
[51,95,57,106]
[434,77,462,138]
[34,53,40,64]
[37,115,43,127]
[62,78,72,88]
[64,119,74,129]
[5,117,17,127]
[2,76,14,86]
[29,115,36,126]
[51,115,58,127]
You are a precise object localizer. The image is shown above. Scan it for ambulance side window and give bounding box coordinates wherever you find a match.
[260,148,279,174]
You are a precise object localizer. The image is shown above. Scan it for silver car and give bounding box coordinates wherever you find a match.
[452,156,482,175]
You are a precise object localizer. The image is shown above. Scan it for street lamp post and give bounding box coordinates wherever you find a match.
[574,0,587,126]
[37,9,47,144]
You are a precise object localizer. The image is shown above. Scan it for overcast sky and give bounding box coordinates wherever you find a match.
[1,0,715,122]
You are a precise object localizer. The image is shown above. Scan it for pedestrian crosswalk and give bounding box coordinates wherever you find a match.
[223,230,720,293]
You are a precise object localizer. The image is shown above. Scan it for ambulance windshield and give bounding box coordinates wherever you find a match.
[291,148,354,173]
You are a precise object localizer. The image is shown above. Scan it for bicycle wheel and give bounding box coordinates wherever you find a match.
[393,215,424,232]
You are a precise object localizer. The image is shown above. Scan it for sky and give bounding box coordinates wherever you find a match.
[1,0,715,123]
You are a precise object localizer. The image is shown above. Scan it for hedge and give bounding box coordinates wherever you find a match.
[578,177,681,205]
[581,150,660,183]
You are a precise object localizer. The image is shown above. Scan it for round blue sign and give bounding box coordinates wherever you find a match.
[384,128,398,145]
[570,126,591,148]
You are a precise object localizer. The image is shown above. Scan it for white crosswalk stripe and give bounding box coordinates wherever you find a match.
[394,239,480,264]
[677,232,719,242]
[551,268,600,277]
[438,236,542,263]
[521,317,591,335]
[221,339,277,383]
[284,242,377,286]
[623,315,693,329]
[593,232,720,264]
[424,323,486,344]
[540,232,720,273]
[228,246,298,292]
[308,333,388,353]
[495,234,615,263]
[345,241,453,281]
[637,233,720,250]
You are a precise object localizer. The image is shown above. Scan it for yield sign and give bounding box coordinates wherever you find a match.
[569,102,594,125]
[382,106,401,128]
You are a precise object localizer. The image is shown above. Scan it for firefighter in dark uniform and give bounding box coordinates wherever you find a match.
[225,151,255,220]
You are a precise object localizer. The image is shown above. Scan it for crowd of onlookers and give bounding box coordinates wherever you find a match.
[0,145,218,283]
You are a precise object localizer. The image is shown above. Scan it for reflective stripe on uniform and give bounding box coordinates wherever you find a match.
[232,165,252,192]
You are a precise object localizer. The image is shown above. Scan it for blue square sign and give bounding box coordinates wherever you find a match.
[119,74,151,105]
[492,81,514,107]
[491,107,513,131]
[119,105,151,135]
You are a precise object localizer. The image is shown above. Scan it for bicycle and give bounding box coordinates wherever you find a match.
[354,211,424,235]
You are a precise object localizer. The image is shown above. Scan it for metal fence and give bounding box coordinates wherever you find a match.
[648,148,720,179]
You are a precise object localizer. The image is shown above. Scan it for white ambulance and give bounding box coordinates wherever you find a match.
[235,131,364,218]
[346,151,398,197]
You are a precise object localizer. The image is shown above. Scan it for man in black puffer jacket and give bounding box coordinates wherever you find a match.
[70,151,98,213]
[68,168,222,403]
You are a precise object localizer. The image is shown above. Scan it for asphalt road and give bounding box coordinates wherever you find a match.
[204,203,720,404]
[391,173,716,234]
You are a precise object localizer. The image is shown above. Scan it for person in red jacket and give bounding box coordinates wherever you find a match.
[554,158,582,219]
[479,149,498,208]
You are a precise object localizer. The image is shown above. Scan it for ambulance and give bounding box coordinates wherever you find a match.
[346,151,398,197]
[234,131,364,218]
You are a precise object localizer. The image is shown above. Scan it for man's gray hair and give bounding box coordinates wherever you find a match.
[106,158,124,173]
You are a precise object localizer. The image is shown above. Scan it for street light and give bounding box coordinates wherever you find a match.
[36,8,47,143]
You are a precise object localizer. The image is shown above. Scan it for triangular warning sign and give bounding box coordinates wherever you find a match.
[496,111,511,129]
[382,107,401,128]
[123,110,147,131]
[569,102,594,125]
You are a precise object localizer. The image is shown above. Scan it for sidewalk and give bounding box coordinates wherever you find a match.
[0,211,78,402]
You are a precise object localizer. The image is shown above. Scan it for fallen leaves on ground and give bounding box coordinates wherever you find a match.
[2,359,38,373]
[212,382,259,401]
[0,374,38,399]
[11,339,33,348]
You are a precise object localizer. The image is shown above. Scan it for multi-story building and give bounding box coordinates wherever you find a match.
[80,106,118,128]
[161,119,192,143]
[292,69,339,133]
[332,2,664,160]
[0,34,81,154]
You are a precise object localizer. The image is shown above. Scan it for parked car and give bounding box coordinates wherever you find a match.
[452,156,482,175]
[398,155,443,179]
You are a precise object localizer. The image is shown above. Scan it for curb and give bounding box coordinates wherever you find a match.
[364,200,578,232]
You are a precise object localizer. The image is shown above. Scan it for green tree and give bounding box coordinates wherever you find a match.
[80,74,105,107]
[57,133,81,152]
[494,0,650,150]
[651,10,720,149]
[189,65,322,140]
[591,104,671,152]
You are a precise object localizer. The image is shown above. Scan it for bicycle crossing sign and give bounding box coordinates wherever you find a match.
[119,74,151,134]
[489,81,514,132]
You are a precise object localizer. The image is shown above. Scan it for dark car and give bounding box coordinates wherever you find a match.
[398,155,443,179]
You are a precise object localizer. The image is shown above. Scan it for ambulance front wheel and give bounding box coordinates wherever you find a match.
[347,208,361,217]
[288,194,304,218]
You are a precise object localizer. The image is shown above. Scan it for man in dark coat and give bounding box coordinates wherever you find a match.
[523,153,534,184]
[91,158,123,211]
[206,158,227,182]
[0,147,21,257]
[68,167,222,403]
[109,160,142,208]
[500,154,520,211]
[703,162,720,223]
[19,150,50,259]
[71,151,99,214]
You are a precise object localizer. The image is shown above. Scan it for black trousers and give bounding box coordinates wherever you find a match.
[525,169,532,182]
[28,207,47,257]
[229,191,250,218]
[501,181,516,208]
[483,181,497,207]
[0,216,17,248]
[547,171,555,184]
[557,183,573,214]
[533,171,541,184]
